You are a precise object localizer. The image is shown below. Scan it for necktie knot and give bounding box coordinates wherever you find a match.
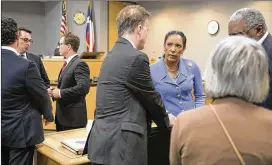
[20,54,25,58]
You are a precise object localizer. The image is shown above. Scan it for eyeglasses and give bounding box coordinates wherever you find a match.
[229,24,259,36]
[59,42,71,47]
[20,38,33,44]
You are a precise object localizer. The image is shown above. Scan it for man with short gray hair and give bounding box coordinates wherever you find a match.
[228,8,272,110]
[85,5,169,165]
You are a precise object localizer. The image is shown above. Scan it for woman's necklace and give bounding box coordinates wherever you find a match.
[165,64,178,72]
[164,59,179,72]
[164,60,179,79]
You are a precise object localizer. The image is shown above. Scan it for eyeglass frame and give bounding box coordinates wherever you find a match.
[19,37,34,44]
[229,24,261,36]
[59,42,71,47]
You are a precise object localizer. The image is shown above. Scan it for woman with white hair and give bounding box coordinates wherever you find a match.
[170,36,272,165]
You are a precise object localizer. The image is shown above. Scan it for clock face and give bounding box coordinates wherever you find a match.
[208,20,219,35]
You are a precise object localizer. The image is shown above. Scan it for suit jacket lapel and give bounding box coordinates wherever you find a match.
[176,58,187,85]
[26,52,29,59]
[159,59,175,85]
[58,55,78,84]
[25,52,32,60]
[159,58,188,85]
[262,33,272,48]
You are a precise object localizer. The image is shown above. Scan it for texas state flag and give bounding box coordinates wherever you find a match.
[86,1,95,52]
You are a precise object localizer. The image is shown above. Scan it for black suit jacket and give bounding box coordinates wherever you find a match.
[262,33,272,109]
[1,49,54,148]
[26,52,50,88]
[56,55,90,127]
[54,48,60,56]
[86,38,169,165]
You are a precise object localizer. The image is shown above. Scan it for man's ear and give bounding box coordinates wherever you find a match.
[256,24,265,36]
[67,44,71,51]
[136,24,142,34]
[15,31,20,47]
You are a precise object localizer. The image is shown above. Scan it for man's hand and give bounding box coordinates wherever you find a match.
[47,87,54,97]
[43,119,51,126]
[52,88,61,99]
[168,113,176,126]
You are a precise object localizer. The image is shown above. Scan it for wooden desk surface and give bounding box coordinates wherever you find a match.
[36,129,90,165]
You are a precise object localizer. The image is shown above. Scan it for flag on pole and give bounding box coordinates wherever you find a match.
[60,0,68,37]
[86,1,95,52]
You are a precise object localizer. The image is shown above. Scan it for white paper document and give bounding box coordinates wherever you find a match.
[61,137,87,155]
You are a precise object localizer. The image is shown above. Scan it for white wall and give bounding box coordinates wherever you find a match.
[138,1,272,73]
[2,1,46,55]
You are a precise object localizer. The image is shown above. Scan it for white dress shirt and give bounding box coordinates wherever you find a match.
[258,31,269,44]
[59,54,78,98]
[20,52,27,59]
[2,46,19,55]
[66,54,78,65]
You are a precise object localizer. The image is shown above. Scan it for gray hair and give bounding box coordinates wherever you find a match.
[205,36,269,103]
[229,8,267,30]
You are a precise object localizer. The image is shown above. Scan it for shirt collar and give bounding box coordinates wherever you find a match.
[258,31,269,44]
[122,37,136,49]
[1,46,19,55]
[66,54,78,65]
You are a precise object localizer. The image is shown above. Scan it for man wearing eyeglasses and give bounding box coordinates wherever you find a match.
[228,8,272,110]
[50,32,90,132]
[17,27,50,89]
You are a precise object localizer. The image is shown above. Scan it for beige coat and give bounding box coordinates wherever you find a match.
[170,97,272,165]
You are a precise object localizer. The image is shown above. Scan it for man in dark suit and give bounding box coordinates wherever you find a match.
[50,32,90,132]
[1,17,54,165]
[54,42,60,56]
[85,5,169,165]
[228,8,272,110]
[17,27,50,88]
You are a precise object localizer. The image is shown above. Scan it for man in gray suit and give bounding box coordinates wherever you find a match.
[228,8,272,109]
[85,5,170,165]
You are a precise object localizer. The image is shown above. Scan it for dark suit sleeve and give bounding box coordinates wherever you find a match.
[26,61,54,122]
[60,61,90,100]
[38,57,50,88]
[54,48,60,56]
[126,54,169,129]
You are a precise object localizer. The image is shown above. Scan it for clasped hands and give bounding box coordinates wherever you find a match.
[47,87,61,99]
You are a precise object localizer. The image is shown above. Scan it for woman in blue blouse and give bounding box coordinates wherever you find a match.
[150,30,205,116]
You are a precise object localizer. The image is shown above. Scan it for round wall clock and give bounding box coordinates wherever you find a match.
[208,20,219,35]
[73,12,86,25]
